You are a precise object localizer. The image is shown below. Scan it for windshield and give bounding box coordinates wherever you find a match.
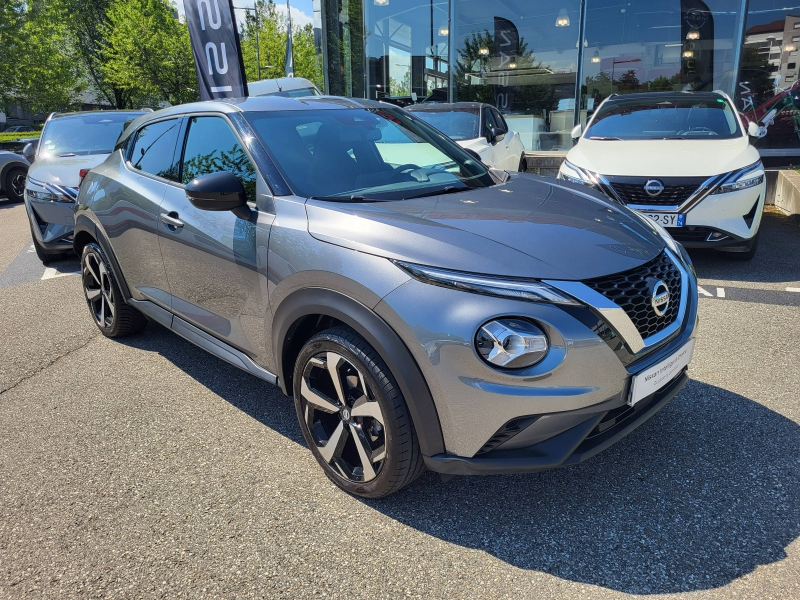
[245,107,494,200]
[585,96,742,140]
[408,108,480,140]
[39,112,145,157]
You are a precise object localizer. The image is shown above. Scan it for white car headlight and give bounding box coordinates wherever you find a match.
[557,161,598,188]
[712,166,765,194]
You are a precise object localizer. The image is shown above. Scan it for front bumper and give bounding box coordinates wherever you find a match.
[424,367,688,475]
[24,189,77,251]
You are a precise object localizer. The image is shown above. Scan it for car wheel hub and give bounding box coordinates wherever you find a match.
[82,252,115,328]
[300,351,387,483]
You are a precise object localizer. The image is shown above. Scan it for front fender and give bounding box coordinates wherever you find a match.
[271,286,446,457]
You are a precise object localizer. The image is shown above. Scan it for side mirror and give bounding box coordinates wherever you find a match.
[22,143,35,163]
[487,126,502,145]
[571,124,582,141]
[747,121,761,138]
[185,171,251,219]
[464,148,483,163]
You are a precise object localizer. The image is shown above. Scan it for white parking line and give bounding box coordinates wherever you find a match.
[41,267,80,280]
[717,287,726,298]
[787,287,800,293]
[697,285,714,297]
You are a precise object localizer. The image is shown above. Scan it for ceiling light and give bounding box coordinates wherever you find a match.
[591,49,600,63]
[555,8,570,27]
[682,49,694,58]
[479,47,489,56]
[374,0,389,5]
[438,23,449,36]
[509,60,517,68]
[686,28,700,40]
[787,44,797,52]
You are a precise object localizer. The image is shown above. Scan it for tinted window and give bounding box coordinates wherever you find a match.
[245,107,494,200]
[483,108,498,137]
[40,112,145,157]
[129,119,181,180]
[181,117,257,202]
[491,109,508,134]
[408,108,479,140]
[585,95,742,140]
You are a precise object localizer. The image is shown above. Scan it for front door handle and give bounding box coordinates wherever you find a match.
[160,212,184,229]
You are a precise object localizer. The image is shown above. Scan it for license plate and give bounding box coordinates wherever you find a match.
[629,339,695,406]
[641,212,685,227]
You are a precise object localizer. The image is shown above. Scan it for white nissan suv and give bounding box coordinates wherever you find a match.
[559,91,766,260]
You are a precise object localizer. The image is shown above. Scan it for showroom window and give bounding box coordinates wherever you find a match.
[738,1,800,152]
[364,0,450,101]
[451,0,582,151]
[324,0,365,98]
[581,0,743,127]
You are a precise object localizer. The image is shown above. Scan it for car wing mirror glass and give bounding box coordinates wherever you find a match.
[22,143,35,163]
[184,171,251,219]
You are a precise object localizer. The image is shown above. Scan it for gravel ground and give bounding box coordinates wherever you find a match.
[0,203,798,599]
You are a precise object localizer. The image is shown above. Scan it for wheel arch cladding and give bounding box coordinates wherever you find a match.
[272,287,446,457]
[73,214,132,300]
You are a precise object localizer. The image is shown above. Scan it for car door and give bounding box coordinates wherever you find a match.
[158,114,273,360]
[104,117,182,306]
[477,107,500,168]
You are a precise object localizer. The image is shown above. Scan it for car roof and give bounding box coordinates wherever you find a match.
[406,102,486,111]
[603,91,725,102]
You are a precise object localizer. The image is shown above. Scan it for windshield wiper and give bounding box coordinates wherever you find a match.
[309,194,376,202]
[57,153,77,157]
[588,136,622,141]
[402,186,464,200]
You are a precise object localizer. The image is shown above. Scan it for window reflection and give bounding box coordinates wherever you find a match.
[453,0,581,151]
[738,3,800,151]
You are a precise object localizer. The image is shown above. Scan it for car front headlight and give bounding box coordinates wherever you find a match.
[712,165,765,194]
[557,160,598,188]
[393,261,579,306]
[26,188,60,202]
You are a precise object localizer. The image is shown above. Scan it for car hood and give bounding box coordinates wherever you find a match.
[568,136,757,177]
[27,153,110,188]
[306,174,664,281]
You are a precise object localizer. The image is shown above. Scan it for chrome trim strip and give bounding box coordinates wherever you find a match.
[544,248,689,356]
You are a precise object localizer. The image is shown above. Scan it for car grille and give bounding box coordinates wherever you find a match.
[584,252,682,340]
[605,177,707,207]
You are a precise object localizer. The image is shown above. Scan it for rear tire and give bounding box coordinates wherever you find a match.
[293,327,425,498]
[4,168,26,203]
[717,231,759,261]
[81,242,147,337]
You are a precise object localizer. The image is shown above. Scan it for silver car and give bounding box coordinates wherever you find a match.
[74,97,699,498]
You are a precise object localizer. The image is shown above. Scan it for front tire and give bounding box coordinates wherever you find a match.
[81,242,147,337]
[293,327,425,498]
[4,168,26,203]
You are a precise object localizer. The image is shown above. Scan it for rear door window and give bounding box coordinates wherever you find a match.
[180,116,257,203]
[129,119,181,180]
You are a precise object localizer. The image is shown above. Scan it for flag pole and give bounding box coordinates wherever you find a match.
[285,0,295,77]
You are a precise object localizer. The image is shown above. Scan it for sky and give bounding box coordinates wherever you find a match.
[174,0,315,29]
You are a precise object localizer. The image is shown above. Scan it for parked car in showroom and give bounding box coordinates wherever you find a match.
[24,110,148,263]
[559,91,766,260]
[73,96,698,497]
[0,150,29,203]
[406,102,528,171]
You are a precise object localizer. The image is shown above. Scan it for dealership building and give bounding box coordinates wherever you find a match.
[313,0,800,160]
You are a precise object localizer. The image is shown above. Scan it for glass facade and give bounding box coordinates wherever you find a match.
[321,0,800,156]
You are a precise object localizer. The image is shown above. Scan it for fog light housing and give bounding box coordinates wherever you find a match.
[475,318,548,369]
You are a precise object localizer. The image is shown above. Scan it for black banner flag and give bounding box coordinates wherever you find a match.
[184,0,249,100]
[493,17,519,111]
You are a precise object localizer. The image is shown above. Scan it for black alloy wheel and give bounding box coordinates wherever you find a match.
[293,327,425,498]
[81,242,147,337]
[5,168,26,203]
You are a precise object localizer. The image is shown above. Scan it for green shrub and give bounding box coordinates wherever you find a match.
[0,132,41,142]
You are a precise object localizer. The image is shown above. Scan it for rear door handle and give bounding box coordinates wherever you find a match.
[160,212,184,229]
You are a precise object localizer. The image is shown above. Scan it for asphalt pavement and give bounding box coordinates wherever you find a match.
[1,199,799,599]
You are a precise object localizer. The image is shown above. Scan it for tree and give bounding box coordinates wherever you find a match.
[11,0,85,113]
[0,0,25,106]
[102,0,198,106]
[239,0,323,88]
[61,0,133,108]
[648,75,677,92]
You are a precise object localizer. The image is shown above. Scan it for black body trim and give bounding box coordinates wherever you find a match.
[271,287,446,457]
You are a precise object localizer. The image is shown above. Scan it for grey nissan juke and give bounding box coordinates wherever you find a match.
[73,96,698,498]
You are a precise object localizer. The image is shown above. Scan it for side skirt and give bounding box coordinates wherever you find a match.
[129,298,279,386]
